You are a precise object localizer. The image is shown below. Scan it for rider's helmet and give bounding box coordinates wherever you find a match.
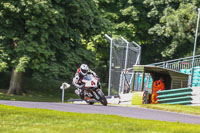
[80,64,89,76]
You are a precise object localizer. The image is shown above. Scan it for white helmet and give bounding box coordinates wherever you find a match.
[80,64,89,76]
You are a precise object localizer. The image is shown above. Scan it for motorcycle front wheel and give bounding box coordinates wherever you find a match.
[96,90,107,106]
[86,101,94,105]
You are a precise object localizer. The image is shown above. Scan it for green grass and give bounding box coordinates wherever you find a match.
[0,105,200,133]
[141,104,200,116]
[0,89,77,102]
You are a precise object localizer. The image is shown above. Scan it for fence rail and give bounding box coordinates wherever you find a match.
[149,55,200,72]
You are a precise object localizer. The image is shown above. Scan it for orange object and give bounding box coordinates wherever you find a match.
[85,97,92,100]
[151,93,158,104]
[151,79,165,104]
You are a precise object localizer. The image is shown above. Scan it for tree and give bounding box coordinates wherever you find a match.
[0,0,106,94]
[0,49,8,72]
[97,0,156,65]
[144,0,200,61]
[97,0,200,64]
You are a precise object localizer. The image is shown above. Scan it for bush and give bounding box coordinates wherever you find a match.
[23,77,76,96]
[0,72,75,96]
[0,72,10,89]
[0,72,108,98]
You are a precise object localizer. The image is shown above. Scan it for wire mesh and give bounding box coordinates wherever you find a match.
[109,38,141,95]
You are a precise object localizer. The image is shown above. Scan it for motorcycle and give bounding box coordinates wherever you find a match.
[76,74,107,106]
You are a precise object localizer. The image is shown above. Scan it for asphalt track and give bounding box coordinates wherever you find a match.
[0,100,200,124]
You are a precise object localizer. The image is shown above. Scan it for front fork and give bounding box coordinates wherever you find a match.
[93,90,100,100]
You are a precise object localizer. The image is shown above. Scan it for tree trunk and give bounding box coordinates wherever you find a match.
[7,68,23,95]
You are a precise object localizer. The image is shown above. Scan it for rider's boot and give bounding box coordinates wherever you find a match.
[80,92,84,100]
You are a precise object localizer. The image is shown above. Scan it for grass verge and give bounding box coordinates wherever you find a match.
[0,104,200,133]
[141,104,200,116]
[0,89,77,102]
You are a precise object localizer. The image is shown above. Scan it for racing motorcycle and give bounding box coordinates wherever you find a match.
[76,74,107,106]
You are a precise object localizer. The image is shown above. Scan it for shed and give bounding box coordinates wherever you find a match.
[132,65,189,92]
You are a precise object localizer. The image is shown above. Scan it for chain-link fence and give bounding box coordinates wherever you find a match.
[105,35,141,96]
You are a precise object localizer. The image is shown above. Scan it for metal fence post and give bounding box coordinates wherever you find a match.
[121,37,129,94]
[191,8,200,87]
[105,34,113,96]
[62,89,65,103]
[60,82,70,103]
[132,41,141,65]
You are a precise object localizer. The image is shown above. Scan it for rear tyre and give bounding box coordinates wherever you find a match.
[96,90,107,106]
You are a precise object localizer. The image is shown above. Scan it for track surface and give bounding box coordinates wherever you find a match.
[0,100,200,124]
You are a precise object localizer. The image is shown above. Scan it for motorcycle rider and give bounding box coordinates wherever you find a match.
[72,64,96,99]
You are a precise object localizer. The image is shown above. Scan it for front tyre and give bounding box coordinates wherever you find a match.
[96,90,107,106]
[86,101,94,105]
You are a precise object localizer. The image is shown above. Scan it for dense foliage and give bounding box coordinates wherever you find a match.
[0,0,106,80]
[98,0,200,64]
[144,0,200,61]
